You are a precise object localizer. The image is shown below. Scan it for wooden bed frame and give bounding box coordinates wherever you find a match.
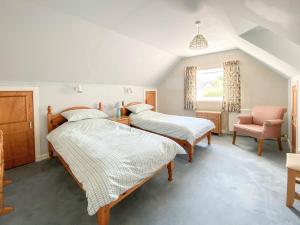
[122,101,212,162]
[47,103,174,225]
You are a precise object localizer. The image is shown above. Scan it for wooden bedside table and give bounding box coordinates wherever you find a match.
[108,116,130,125]
[196,111,222,135]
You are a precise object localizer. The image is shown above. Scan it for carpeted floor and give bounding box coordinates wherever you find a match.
[0,135,299,225]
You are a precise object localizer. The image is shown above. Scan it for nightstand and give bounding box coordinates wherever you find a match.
[196,111,222,135]
[108,116,130,125]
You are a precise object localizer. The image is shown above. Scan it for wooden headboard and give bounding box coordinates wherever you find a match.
[47,103,104,133]
[121,101,142,116]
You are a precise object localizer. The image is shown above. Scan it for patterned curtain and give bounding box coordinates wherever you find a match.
[222,60,241,112]
[184,66,198,110]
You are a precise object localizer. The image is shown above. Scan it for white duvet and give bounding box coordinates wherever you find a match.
[47,119,185,215]
[130,111,215,144]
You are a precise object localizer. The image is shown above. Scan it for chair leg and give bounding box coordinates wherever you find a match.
[232,131,236,145]
[257,139,264,156]
[286,169,296,207]
[0,188,14,216]
[277,137,283,151]
[0,206,14,216]
[3,180,12,187]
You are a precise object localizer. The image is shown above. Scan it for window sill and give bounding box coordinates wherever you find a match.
[196,99,223,103]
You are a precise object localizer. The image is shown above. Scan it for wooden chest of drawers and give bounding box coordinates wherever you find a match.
[196,111,222,135]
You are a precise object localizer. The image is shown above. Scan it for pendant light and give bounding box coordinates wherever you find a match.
[189,21,208,49]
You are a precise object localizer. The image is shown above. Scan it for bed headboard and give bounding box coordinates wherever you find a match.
[47,103,104,133]
[121,101,142,116]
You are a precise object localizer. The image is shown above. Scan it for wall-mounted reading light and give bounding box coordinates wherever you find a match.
[75,84,83,93]
[123,87,133,95]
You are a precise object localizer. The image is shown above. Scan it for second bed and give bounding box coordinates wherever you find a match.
[123,102,215,162]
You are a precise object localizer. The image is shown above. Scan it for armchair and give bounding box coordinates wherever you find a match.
[232,106,287,156]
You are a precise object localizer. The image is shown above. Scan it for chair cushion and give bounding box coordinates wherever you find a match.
[234,124,264,138]
[286,153,300,171]
[252,106,286,125]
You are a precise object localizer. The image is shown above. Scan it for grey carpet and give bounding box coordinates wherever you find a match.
[1,135,299,225]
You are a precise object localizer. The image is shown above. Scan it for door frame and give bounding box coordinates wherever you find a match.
[0,87,43,161]
[144,89,157,111]
[292,82,298,153]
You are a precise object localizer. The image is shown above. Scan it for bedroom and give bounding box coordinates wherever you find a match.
[0,0,299,225]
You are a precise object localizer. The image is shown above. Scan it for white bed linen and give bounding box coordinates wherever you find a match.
[47,119,185,215]
[130,111,215,144]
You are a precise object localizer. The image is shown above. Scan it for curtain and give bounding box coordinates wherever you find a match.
[184,66,198,110]
[222,60,241,112]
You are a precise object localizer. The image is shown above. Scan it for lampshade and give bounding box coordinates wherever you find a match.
[189,21,208,49]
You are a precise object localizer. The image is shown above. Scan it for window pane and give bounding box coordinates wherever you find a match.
[196,68,223,101]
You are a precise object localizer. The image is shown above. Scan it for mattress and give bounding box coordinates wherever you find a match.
[130,111,215,144]
[47,118,185,215]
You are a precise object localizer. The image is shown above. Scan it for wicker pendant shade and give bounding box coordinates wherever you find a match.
[189,21,208,49]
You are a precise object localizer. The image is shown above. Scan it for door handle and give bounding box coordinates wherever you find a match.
[29,121,32,129]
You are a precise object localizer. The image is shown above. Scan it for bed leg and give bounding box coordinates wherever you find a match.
[167,161,174,181]
[207,132,211,145]
[48,143,54,158]
[97,205,110,225]
[188,145,194,163]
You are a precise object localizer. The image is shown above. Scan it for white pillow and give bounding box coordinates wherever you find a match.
[61,109,108,122]
[126,104,153,114]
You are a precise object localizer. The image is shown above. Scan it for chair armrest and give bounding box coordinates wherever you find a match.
[238,115,253,124]
[264,119,283,127]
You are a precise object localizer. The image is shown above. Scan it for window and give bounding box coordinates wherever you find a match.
[196,68,223,101]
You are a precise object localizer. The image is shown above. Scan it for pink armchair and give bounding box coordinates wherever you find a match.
[232,106,287,156]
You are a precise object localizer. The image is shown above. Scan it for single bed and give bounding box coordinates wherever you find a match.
[122,102,215,162]
[47,103,185,225]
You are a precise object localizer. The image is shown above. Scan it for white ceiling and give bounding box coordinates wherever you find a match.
[26,0,237,57]
[0,0,179,86]
[26,0,300,76]
[0,0,299,85]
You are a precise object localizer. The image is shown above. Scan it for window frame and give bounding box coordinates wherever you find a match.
[196,67,224,102]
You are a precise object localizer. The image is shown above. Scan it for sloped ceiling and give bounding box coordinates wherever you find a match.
[0,0,299,85]
[241,27,300,71]
[204,0,300,77]
[24,0,237,57]
[0,0,179,86]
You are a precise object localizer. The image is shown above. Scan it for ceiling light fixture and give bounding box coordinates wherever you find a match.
[189,21,208,49]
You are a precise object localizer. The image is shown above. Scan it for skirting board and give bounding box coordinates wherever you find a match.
[36,154,49,162]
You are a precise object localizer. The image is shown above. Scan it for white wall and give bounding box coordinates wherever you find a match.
[0,82,152,158]
[158,49,289,134]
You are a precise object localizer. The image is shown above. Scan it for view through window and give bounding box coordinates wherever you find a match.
[196,68,224,101]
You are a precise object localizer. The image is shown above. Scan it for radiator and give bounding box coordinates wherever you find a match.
[228,109,252,132]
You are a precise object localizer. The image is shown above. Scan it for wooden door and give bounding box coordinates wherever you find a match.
[292,85,297,153]
[0,91,35,169]
[145,91,156,111]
